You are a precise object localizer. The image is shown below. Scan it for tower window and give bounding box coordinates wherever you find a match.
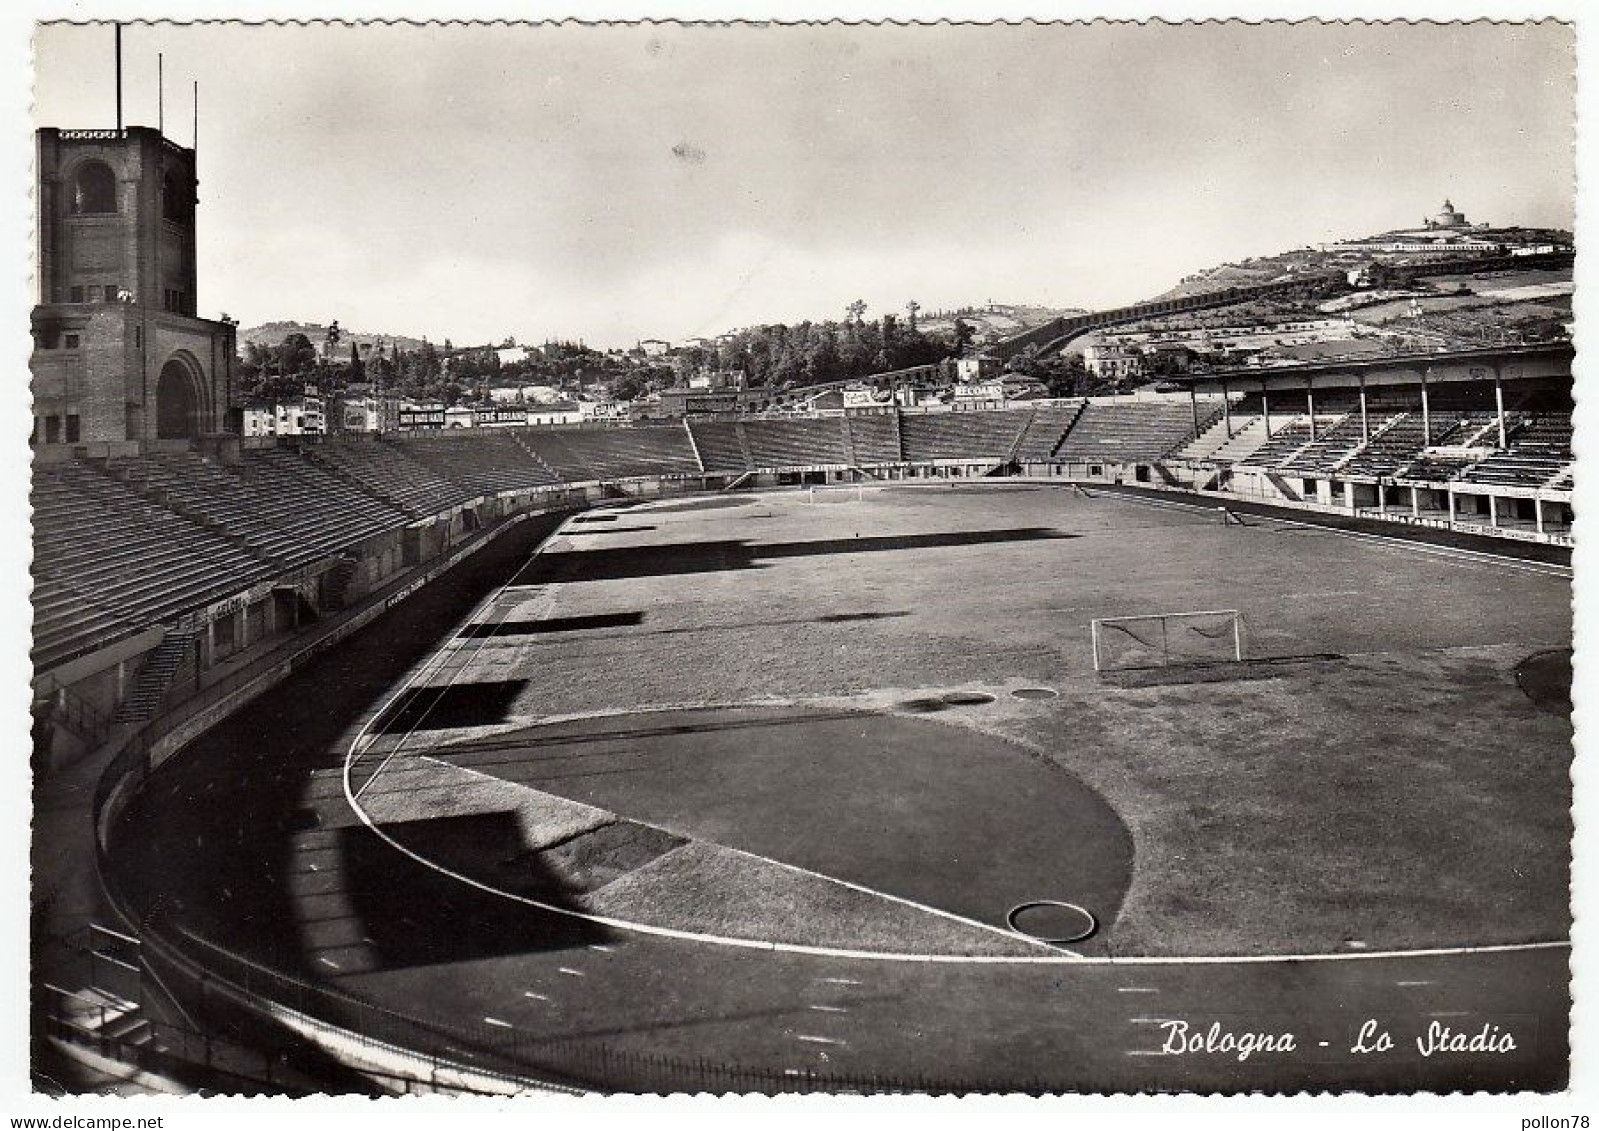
[71,161,117,214]
[69,286,84,303]
[103,285,119,303]
[63,333,80,349]
[65,416,81,443]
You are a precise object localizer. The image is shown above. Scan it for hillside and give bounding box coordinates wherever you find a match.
[1146,224,1571,304]
[1098,220,1574,367]
[240,321,432,356]
[916,303,1087,344]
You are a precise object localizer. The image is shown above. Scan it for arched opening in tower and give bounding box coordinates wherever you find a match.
[156,360,199,439]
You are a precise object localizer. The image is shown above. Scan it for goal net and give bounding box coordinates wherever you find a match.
[1091,609,1243,672]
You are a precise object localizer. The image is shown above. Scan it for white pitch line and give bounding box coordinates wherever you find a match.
[409,756,1062,956]
[484,1017,512,1029]
[349,515,577,798]
[1396,980,1434,987]
[821,977,863,985]
[341,510,1571,969]
[795,1035,844,1046]
[1117,987,1157,993]
[808,1005,848,1014]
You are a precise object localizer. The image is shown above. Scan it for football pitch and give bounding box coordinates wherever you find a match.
[113,481,1574,1091]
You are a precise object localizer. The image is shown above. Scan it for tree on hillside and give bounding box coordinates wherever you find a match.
[280,332,318,376]
[951,319,975,358]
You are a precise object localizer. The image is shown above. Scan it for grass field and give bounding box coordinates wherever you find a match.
[112,483,1574,1090]
[352,482,1571,958]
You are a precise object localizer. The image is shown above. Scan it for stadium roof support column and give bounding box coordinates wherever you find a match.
[1189,386,1200,437]
[1359,378,1370,443]
[1307,385,1317,441]
[1262,389,1272,437]
[1494,370,1508,448]
[1221,379,1232,437]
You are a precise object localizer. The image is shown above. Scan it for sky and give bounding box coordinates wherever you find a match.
[31,20,1576,349]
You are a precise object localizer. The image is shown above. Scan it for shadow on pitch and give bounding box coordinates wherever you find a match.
[527,527,1077,583]
[338,812,620,967]
[371,680,529,734]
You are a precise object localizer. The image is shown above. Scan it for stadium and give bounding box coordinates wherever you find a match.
[28,22,1575,1100]
[33,360,1575,1094]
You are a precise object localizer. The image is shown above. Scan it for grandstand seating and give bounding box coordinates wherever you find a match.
[1012,402,1086,461]
[1237,417,1319,468]
[31,573,140,671]
[31,460,278,652]
[842,413,902,464]
[306,439,476,516]
[28,390,1577,677]
[519,425,701,481]
[397,430,559,494]
[687,420,752,473]
[742,418,851,467]
[900,410,1031,462]
[1279,413,1384,475]
[1052,401,1198,463]
[1338,413,1429,478]
[118,449,410,571]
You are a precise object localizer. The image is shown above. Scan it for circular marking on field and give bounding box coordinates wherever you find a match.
[1011,687,1059,700]
[646,496,757,513]
[940,690,997,706]
[1515,648,1572,717]
[1007,901,1097,945]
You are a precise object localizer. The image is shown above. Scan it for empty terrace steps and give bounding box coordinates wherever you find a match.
[741,418,851,468]
[517,425,701,482]
[1012,402,1085,461]
[305,440,476,517]
[120,450,411,572]
[31,573,141,671]
[686,420,752,474]
[1337,413,1429,478]
[32,461,280,632]
[850,411,904,464]
[397,431,559,495]
[1277,413,1377,475]
[1051,400,1198,464]
[899,410,1032,462]
[1236,416,1321,469]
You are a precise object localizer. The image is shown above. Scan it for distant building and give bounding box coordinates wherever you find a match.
[1425,199,1470,230]
[525,401,585,426]
[639,338,671,358]
[339,395,383,433]
[1082,343,1145,381]
[954,355,1001,382]
[242,396,325,436]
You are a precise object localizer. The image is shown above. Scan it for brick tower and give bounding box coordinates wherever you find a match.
[31,126,236,444]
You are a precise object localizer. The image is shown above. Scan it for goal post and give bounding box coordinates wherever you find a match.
[1091,609,1244,672]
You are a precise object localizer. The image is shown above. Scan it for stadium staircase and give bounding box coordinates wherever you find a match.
[111,629,199,724]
